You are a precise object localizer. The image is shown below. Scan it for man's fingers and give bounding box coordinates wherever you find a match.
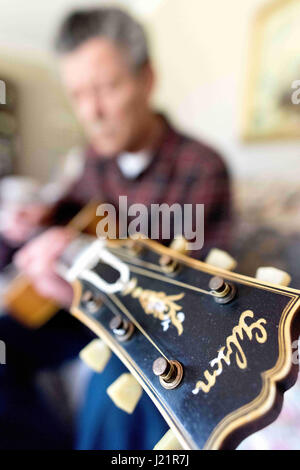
[33,273,74,308]
[14,227,76,272]
[14,245,33,270]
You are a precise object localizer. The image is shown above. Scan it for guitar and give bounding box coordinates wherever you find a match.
[2,202,101,328]
[55,234,300,450]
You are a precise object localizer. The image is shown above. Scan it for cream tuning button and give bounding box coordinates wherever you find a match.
[255,267,291,287]
[106,373,143,414]
[205,248,237,271]
[79,339,111,373]
[169,236,189,253]
[154,429,183,450]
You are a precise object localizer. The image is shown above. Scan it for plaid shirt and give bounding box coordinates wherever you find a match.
[60,116,232,259]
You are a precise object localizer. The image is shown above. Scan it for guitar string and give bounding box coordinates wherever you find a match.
[79,243,220,360]
[108,246,168,274]
[60,235,168,359]
[97,249,217,360]
[109,293,170,361]
[108,246,216,297]
[108,249,216,297]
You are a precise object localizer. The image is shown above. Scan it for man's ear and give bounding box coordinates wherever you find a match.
[140,63,155,98]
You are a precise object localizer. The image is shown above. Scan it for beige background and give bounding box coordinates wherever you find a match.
[0,0,300,185]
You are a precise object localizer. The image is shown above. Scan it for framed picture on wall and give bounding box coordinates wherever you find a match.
[242,0,300,141]
[0,78,17,175]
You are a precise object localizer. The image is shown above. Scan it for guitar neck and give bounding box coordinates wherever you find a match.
[2,202,100,328]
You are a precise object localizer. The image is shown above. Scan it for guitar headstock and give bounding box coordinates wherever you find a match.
[67,237,300,450]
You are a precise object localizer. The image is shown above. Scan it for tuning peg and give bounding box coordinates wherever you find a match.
[154,429,183,450]
[107,373,143,414]
[169,236,189,254]
[160,236,189,273]
[79,339,111,373]
[125,239,143,256]
[255,267,291,287]
[205,248,237,271]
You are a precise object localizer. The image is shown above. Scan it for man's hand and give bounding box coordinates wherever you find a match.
[0,203,50,246]
[14,227,76,308]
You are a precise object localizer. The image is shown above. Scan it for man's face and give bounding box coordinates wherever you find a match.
[60,37,153,156]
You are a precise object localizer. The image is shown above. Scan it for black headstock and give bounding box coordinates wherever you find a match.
[68,238,300,450]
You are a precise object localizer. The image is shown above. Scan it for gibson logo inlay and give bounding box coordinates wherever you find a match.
[122,278,185,335]
[192,310,267,395]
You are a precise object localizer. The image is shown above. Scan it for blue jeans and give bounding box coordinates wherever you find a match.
[76,353,168,450]
[0,311,167,449]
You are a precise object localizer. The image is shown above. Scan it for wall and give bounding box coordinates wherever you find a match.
[0,50,83,180]
[0,0,299,184]
[148,0,300,183]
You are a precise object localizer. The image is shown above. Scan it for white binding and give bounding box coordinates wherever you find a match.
[66,239,130,294]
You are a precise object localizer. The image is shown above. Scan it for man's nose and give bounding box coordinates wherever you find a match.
[82,94,105,121]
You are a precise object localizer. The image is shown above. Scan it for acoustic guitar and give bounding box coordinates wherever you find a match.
[51,233,300,450]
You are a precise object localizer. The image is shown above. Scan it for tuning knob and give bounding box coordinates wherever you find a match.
[154,429,183,450]
[209,276,236,304]
[159,236,189,273]
[152,357,184,389]
[205,248,237,271]
[106,373,143,414]
[79,339,111,373]
[255,267,291,287]
[170,236,189,254]
[109,314,134,342]
[81,290,102,313]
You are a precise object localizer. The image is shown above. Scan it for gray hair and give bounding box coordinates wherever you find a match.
[54,7,150,72]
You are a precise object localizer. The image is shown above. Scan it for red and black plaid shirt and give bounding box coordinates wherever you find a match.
[61,116,233,259]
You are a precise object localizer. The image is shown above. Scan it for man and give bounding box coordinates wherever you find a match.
[0,7,232,449]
